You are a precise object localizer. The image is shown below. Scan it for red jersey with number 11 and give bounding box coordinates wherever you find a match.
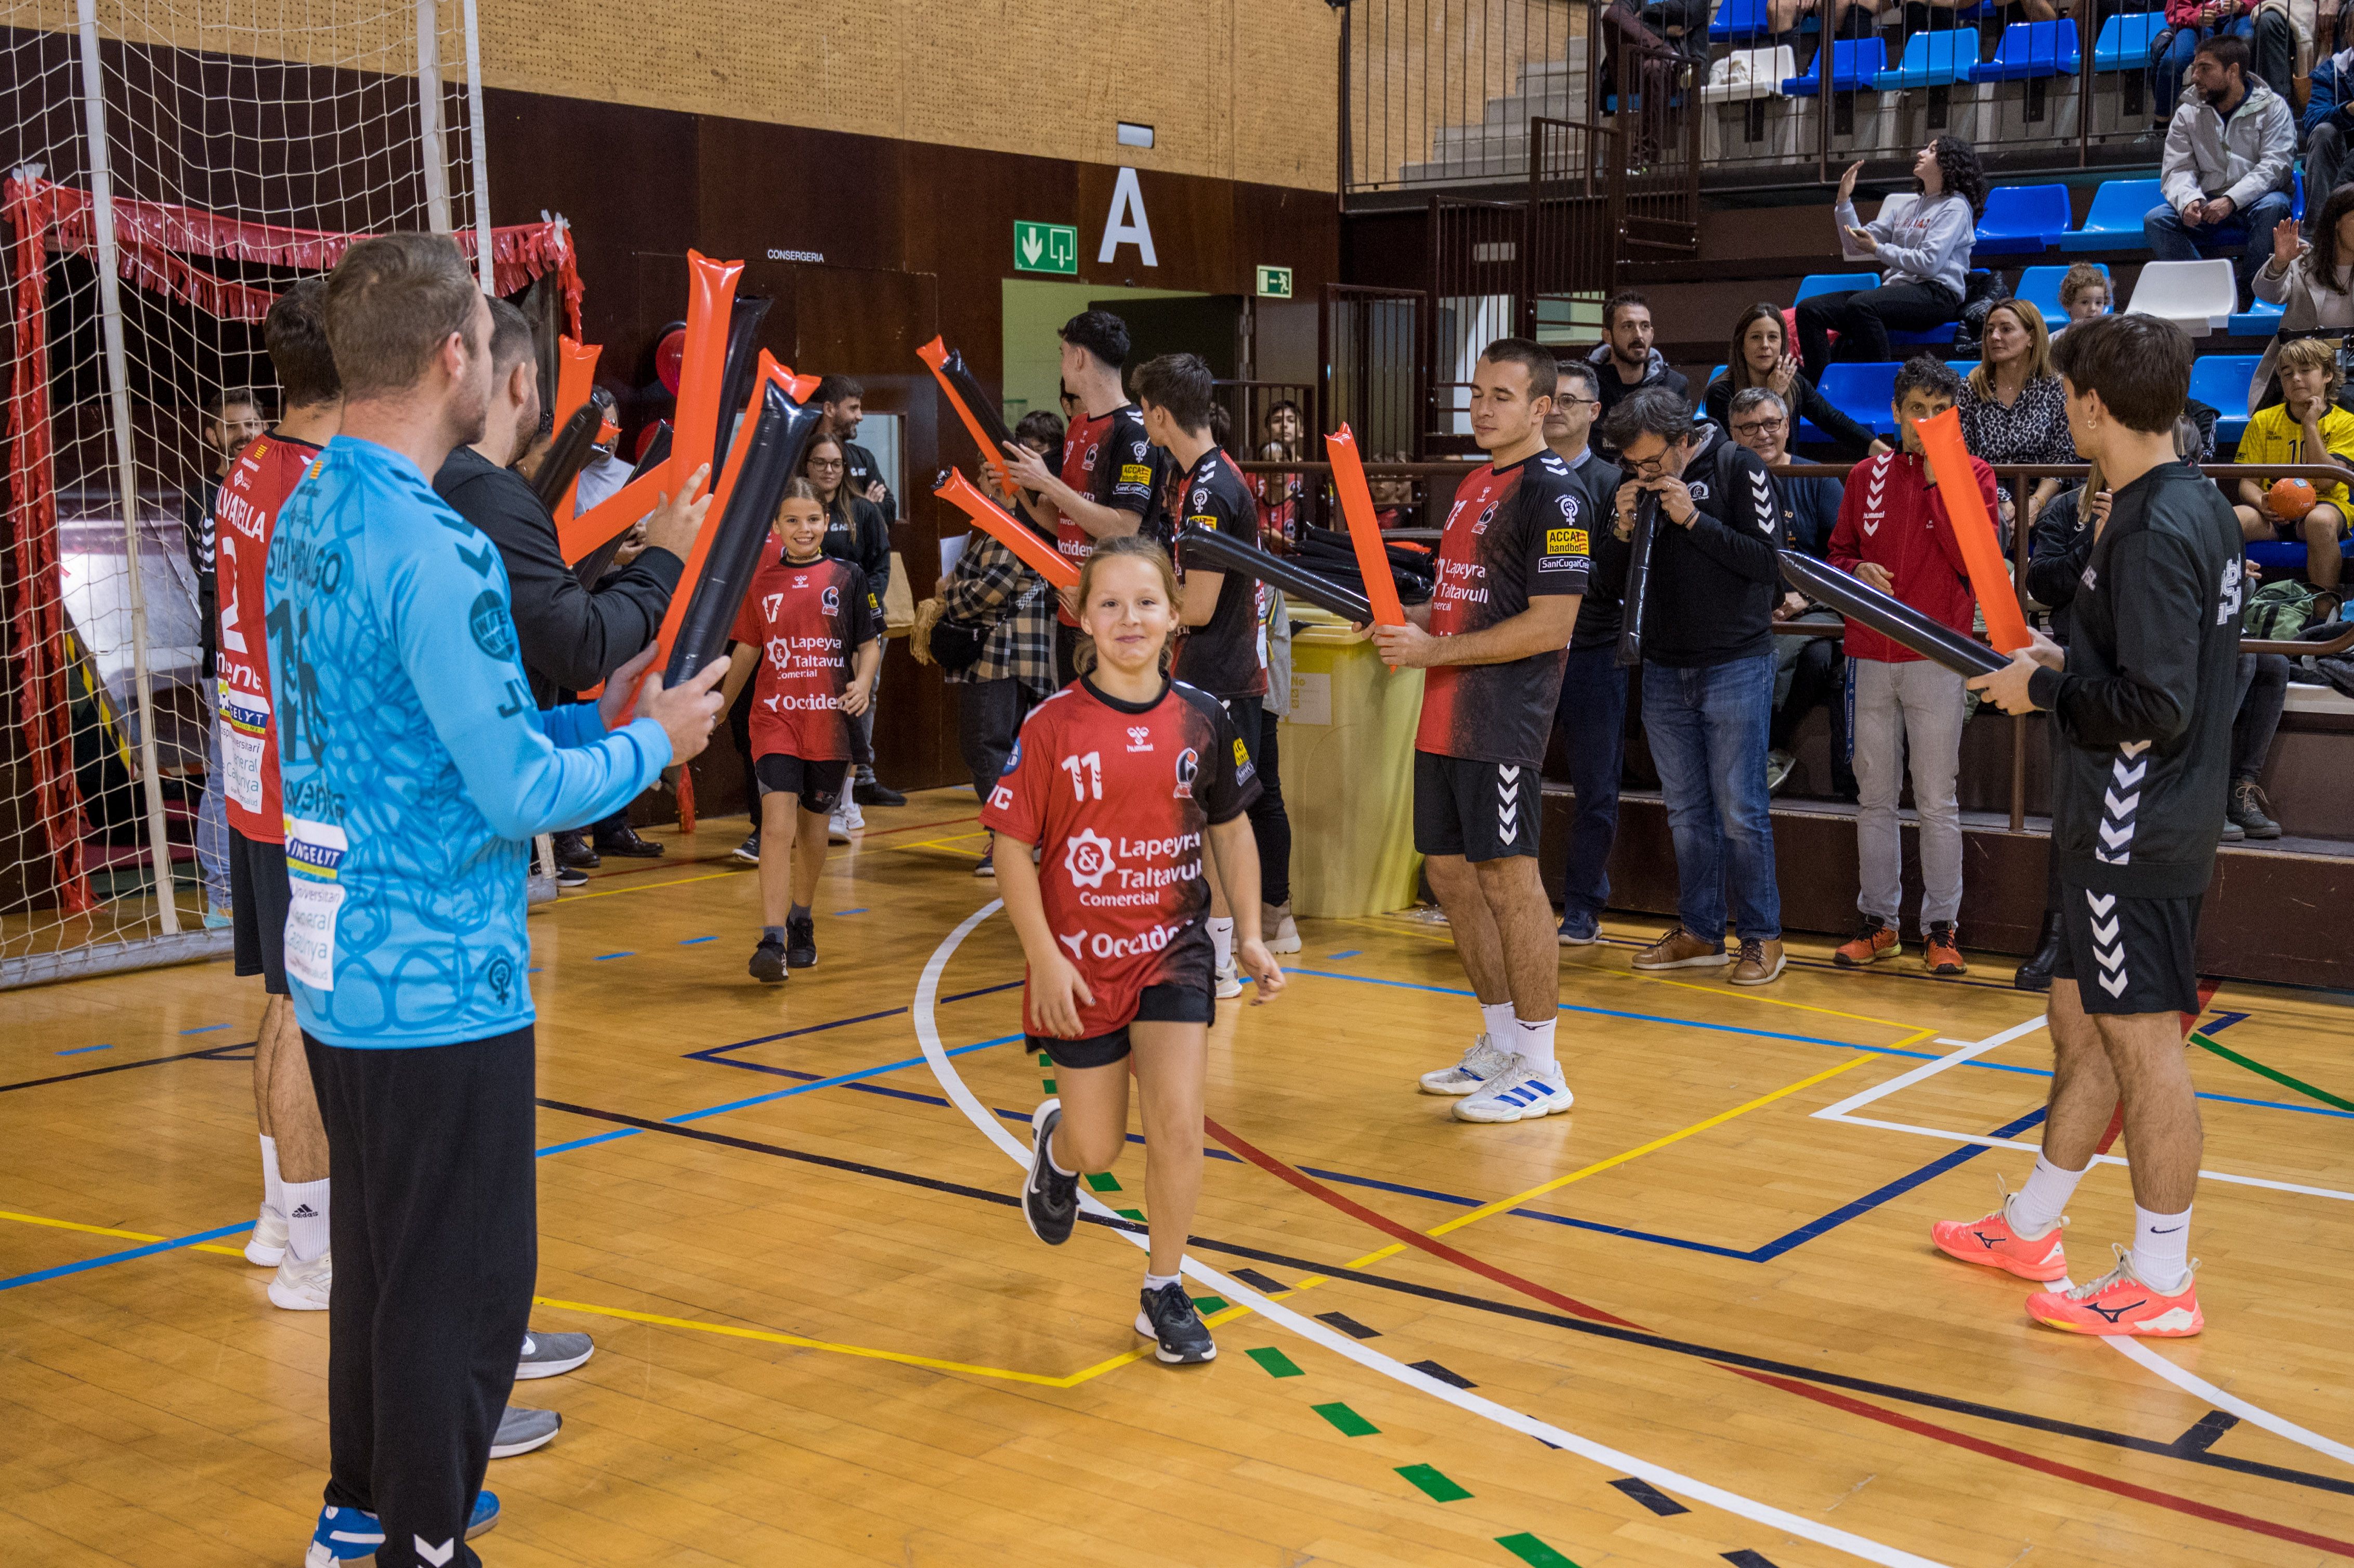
[213,433,321,843]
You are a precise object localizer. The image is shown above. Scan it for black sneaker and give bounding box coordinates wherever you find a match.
[1021,1099,1078,1246]
[785,914,817,969]
[554,863,587,890]
[553,830,599,870]
[1134,1281,1217,1364]
[732,832,761,866]
[748,935,788,984]
[854,779,907,808]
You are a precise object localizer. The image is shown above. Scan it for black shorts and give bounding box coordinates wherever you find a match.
[1413,749,1539,862]
[229,828,290,995]
[2052,886,2203,1017]
[754,754,849,814]
[1031,979,1216,1070]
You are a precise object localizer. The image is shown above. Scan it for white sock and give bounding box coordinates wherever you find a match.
[1142,1272,1182,1293]
[259,1134,283,1216]
[1209,917,1234,970]
[1479,1001,1515,1049]
[1513,1016,1559,1070]
[282,1178,330,1263]
[2010,1153,2087,1237]
[2132,1203,2193,1293]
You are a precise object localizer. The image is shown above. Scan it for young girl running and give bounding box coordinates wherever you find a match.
[982,535,1286,1365]
[721,479,882,983]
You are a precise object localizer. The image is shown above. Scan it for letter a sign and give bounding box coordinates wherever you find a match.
[1098,166,1158,268]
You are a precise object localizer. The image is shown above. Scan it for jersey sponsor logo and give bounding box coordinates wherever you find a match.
[1055,922,1181,962]
[822,584,841,615]
[989,781,1015,810]
[1232,738,1249,768]
[1174,747,1199,799]
[2218,557,2242,625]
[1126,725,1155,753]
[1187,513,1218,530]
[1119,463,1153,485]
[1473,503,1497,535]
[1546,526,1587,554]
[1555,494,1580,524]
[467,590,515,660]
[1064,827,1118,887]
[1002,739,1022,774]
[1537,556,1587,572]
[1130,439,1149,460]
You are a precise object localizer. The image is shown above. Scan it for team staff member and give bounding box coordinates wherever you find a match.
[270,234,725,1568]
[1940,314,2242,1338]
[995,537,1283,1367]
[1135,352,1274,998]
[815,373,897,525]
[215,281,339,1312]
[1544,360,1625,947]
[1374,339,1587,1125]
[1000,310,1168,684]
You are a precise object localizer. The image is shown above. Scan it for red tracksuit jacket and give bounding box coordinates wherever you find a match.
[1826,447,1996,664]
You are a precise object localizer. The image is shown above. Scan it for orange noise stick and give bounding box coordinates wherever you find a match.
[671,252,743,505]
[1326,424,1408,635]
[918,336,1018,500]
[552,337,601,520]
[1912,407,2031,653]
[557,459,672,565]
[936,468,1080,590]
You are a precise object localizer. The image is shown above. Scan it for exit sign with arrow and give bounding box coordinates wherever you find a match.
[1014,220,1078,276]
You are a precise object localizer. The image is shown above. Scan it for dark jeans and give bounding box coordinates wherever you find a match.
[1796,280,1961,371]
[957,676,1029,799]
[307,1027,537,1568]
[1550,644,1629,927]
[1642,653,1782,941]
[2233,651,2290,782]
[2143,188,2295,296]
[1237,697,1293,907]
[1774,635,1858,795]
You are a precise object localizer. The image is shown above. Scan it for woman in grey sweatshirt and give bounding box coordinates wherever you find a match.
[1795,135,1986,372]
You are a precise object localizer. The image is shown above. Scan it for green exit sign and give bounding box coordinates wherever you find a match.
[1256,265,1293,298]
[1014,220,1078,276]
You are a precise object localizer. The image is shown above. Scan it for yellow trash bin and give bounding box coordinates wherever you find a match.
[1278,613,1425,918]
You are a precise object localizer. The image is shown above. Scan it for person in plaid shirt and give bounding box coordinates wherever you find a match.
[938,531,1056,878]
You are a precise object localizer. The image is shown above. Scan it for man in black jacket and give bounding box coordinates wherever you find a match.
[1594,386,1788,985]
[1544,360,1627,946]
[1939,315,2238,1339]
[434,298,705,866]
[817,374,896,526]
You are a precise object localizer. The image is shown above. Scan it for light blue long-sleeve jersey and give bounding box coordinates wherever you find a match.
[263,435,671,1048]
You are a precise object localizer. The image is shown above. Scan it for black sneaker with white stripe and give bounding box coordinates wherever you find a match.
[1135,1281,1217,1364]
[1022,1099,1077,1246]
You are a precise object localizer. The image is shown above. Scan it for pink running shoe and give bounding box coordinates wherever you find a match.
[2026,1245,2204,1338]
[1930,1183,2069,1282]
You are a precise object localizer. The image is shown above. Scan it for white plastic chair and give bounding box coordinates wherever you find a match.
[1702,46,1796,102]
[2122,259,2238,338]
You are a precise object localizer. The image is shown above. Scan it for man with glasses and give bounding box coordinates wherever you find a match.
[1545,362,1627,946]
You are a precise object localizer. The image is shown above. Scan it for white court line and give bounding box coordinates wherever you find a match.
[913,900,1950,1568]
[1816,1014,2049,1120]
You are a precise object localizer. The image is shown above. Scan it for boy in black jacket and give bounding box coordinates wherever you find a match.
[1938,315,2240,1339]
[1593,387,1789,985]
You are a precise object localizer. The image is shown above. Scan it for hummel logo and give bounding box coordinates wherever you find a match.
[2099,969,2130,996]
[2113,758,2147,788]
[2086,892,2115,917]
[2119,740,2151,758]
[2102,788,2140,818]
[416,1537,456,1567]
[2098,820,2135,850]
[2086,1298,2146,1324]
[290,1205,318,1218]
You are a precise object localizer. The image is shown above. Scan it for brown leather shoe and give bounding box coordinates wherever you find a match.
[1728,937,1786,986]
[1631,926,1730,971]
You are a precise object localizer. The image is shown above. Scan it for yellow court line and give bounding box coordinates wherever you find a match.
[888,834,987,858]
[0,1208,246,1258]
[1617,969,1927,1033]
[561,869,743,903]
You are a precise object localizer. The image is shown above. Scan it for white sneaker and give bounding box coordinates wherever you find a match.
[1454,1059,1574,1123]
[268,1248,332,1311]
[245,1204,287,1267]
[1215,962,1243,1000]
[1418,1035,1518,1096]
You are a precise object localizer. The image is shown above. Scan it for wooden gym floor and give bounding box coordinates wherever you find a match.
[3,788,2351,1567]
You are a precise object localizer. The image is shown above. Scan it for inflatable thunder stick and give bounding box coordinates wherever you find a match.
[1777,550,2005,678]
[919,337,1022,504]
[546,337,602,519]
[564,423,674,582]
[710,295,776,477]
[669,252,743,504]
[1176,523,1375,625]
[660,360,825,689]
[531,395,606,516]
[1614,493,1660,670]
[935,468,1080,589]
[1912,406,2032,652]
[1325,425,1407,632]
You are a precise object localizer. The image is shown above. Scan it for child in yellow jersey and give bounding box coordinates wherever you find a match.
[2233,335,2354,591]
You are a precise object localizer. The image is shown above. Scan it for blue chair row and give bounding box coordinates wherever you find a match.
[1785,354,2261,447]
[1778,20,2082,93]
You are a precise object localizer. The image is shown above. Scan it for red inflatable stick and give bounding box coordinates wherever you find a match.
[1326,425,1407,670]
[670,252,742,505]
[551,337,601,521]
[1913,406,2032,654]
[936,468,1079,590]
[556,460,671,564]
[919,336,1019,502]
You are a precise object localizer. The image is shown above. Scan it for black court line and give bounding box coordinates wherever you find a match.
[0,1041,255,1094]
[533,1096,2354,1502]
[1612,1476,1689,1515]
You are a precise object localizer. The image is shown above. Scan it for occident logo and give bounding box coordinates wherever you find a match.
[1064,827,1117,888]
[1173,747,1199,799]
[1055,923,1179,962]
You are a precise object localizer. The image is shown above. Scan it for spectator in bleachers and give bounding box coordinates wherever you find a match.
[2148,0,2257,144]
[1959,299,2076,525]
[1798,139,1985,373]
[1706,304,1890,460]
[1588,291,1691,446]
[1256,399,1308,545]
[2231,334,2354,587]
[2252,192,2354,400]
[2055,263,2113,332]
[2146,33,2297,296]
[2298,18,2354,215]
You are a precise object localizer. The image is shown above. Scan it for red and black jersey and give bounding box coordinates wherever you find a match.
[1055,403,1167,624]
[979,677,1260,1039]
[729,547,881,761]
[213,432,322,843]
[1415,449,1589,769]
[1170,446,1269,700]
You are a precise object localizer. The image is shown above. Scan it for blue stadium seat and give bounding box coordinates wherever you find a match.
[2058,177,2165,251]
[1886,322,1962,349]
[2244,538,2354,576]
[1945,360,1979,381]
[2015,263,2108,324]
[1974,183,2072,255]
[1969,21,2082,82]
[2091,10,2164,71]
[1784,37,1889,95]
[1873,29,1980,89]
[2295,166,2306,221]
[1795,271,1880,303]
[1710,0,1772,38]
[1811,361,1904,438]
[2226,296,2285,337]
[2187,354,2263,442]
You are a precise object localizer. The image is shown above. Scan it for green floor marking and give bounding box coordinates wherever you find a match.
[1191,1295,1229,1314]
[1396,1463,1472,1502]
[1245,1347,1303,1378]
[1037,1051,1053,1066]
[1311,1401,1379,1436]
[1115,1207,1146,1222]
[1495,1534,1581,1567]
[1041,1078,1056,1093]
[1084,1172,1121,1192]
[2192,1031,2354,1113]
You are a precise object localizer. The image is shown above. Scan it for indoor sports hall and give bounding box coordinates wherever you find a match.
[4,4,2352,1567]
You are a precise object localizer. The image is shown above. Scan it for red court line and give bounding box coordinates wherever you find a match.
[1727,1365,2354,1560]
[861,813,982,840]
[1204,1113,2341,1558]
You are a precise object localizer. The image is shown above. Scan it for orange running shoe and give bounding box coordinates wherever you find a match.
[1930,1182,2069,1282]
[1834,918,1900,968]
[1921,921,1967,977]
[2026,1245,2203,1338]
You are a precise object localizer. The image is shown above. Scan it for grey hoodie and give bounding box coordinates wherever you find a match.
[1832,189,1977,298]
[2160,74,2297,216]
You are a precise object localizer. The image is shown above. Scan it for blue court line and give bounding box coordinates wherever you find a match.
[679,936,716,946]
[681,981,1025,1071]
[55,1044,112,1056]
[833,908,869,916]
[1326,950,1364,961]
[0,1221,252,1293]
[593,951,634,961]
[177,1024,227,1035]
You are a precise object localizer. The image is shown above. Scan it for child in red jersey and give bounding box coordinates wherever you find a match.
[983,535,1287,1365]
[720,480,882,983]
